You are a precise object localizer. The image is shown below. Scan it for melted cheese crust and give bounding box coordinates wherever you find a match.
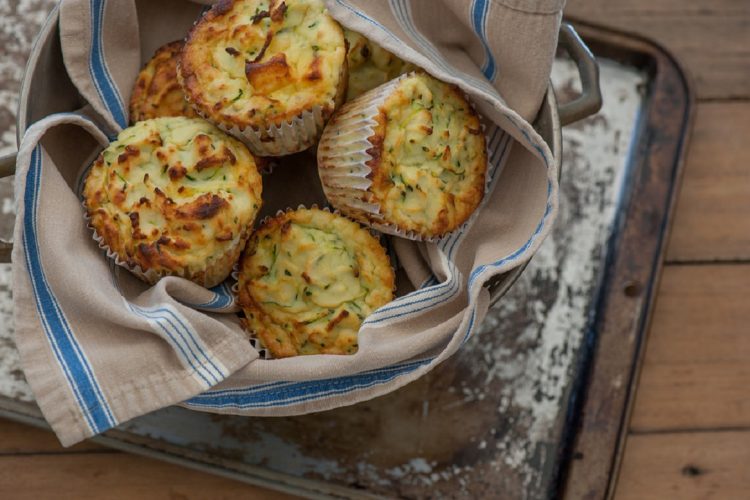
[180,0,347,129]
[369,73,487,237]
[238,208,394,357]
[344,29,415,101]
[129,41,198,124]
[83,117,263,286]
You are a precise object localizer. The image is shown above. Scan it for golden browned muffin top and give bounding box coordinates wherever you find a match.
[368,72,487,238]
[83,117,263,286]
[344,29,415,101]
[237,207,394,357]
[129,41,198,124]
[179,0,347,130]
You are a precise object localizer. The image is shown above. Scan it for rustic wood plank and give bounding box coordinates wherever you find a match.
[665,103,750,262]
[614,430,750,500]
[0,453,295,499]
[0,418,103,454]
[565,0,750,100]
[630,264,750,431]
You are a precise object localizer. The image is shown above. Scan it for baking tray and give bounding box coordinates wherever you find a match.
[559,21,693,499]
[0,21,692,499]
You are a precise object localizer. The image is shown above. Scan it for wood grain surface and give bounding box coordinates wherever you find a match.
[615,431,750,500]
[631,265,750,432]
[0,451,295,500]
[666,104,750,262]
[565,0,750,100]
[1,0,749,498]
[570,1,750,497]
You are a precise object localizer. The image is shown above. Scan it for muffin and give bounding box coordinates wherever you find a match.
[318,72,488,239]
[179,0,348,156]
[129,41,198,123]
[237,207,394,357]
[344,29,415,101]
[83,117,263,287]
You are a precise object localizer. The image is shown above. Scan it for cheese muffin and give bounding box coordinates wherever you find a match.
[129,41,198,123]
[179,0,348,156]
[237,207,394,357]
[344,29,415,101]
[318,72,487,239]
[83,117,263,287]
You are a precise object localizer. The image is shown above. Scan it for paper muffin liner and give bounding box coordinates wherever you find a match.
[317,72,491,242]
[83,201,249,288]
[198,104,328,158]
[233,204,398,359]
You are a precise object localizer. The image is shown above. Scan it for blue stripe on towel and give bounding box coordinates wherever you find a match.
[419,275,438,289]
[364,265,461,324]
[469,179,554,288]
[192,282,235,310]
[23,146,116,432]
[103,259,225,387]
[187,293,482,410]
[194,356,433,399]
[388,0,498,96]
[186,357,434,409]
[127,305,222,387]
[333,0,554,171]
[89,0,127,127]
[471,0,497,81]
[147,305,227,382]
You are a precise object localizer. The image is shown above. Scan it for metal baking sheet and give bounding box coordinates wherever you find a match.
[0,29,650,500]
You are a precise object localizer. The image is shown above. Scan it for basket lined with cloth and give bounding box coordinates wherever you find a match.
[13,0,563,446]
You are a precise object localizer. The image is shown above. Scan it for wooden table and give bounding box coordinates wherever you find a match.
[1,1,749,498]
[564,2,750,498]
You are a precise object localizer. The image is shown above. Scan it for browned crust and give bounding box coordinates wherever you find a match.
[237,208,394,357]
[178,0,347,130]
[129,41,197,124]
[342,78,487,237]
[83,122,262,287]
[245,54,292,94]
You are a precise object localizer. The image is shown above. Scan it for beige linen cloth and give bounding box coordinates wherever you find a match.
[13,0,563,445]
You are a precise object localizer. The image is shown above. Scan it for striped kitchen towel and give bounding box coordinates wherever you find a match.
[14,0,563,445]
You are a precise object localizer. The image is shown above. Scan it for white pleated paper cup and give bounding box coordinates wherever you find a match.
[318,73,473,242]
[317,77,409,231]
[205,105,328,157]
[316,82,449,241]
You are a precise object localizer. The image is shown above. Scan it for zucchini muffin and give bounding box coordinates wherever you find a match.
[318,72,488,239]
[237,207,394,357]
[179,0,348,156]
[344,29,415,101]
[83,117,263,287]
[129,41,198,123]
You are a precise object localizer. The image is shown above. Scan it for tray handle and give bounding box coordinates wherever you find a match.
[0,153,14,179]
[0,153,14,262]
[557,23,603,126]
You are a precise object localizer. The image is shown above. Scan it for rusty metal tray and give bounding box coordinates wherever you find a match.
[0,22,692,499]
